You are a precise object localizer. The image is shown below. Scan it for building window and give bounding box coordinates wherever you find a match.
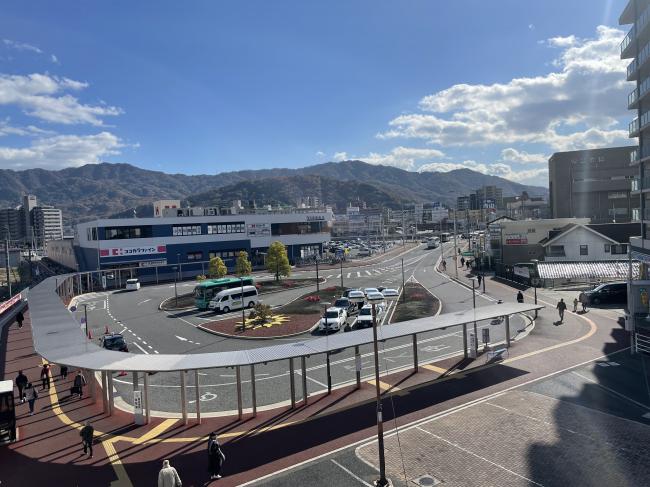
[207,222,245,234]
[527,228,536,233]
[172,225,202,236]
[608,191,628,199]
[104,226,152,240]
[187,251,203,261]
[86,227,98,241]
[604,244,611,253]
[548,245,565,256]
[579,245,588,256]
[611,244,628,255]
[271,221,324,236]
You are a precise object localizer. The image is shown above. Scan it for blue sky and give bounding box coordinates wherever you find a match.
[0,0,634,186]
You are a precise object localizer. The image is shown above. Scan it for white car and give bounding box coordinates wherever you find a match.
[363,287,379,296]
[318,307,347,332]
[346,290,366,302]
[125,278,140,291]
[354,304,385,328]
[381,288,399,300]
[366,291,385,303]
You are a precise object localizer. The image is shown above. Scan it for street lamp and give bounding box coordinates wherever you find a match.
[340,258,344,289]
[367,292,390,487]
[401,258,406,303]
[240,276,246,330]
[83,303,89,338]
[471,277,478,357]
[173,266,178,307]
[531,259,539,318]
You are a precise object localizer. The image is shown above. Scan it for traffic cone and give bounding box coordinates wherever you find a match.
[105,325,110,334]
[88,329,92,339]
[117,370,127,377]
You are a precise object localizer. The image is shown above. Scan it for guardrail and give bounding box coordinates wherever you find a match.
[28,270,543,423]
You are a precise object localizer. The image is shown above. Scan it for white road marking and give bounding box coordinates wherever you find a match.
[414,426,545,486]
[132,342,149,354]
[119,327,127,334]
[365,270,372,276]
[356,272,361,278]
[141,340,148,345]
[175,335,188,342]
[346,273,351,278]
[137,299,151,306]
[330,459,373,487]
[336,274,341,279]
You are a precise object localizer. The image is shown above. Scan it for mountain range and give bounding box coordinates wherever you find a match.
[0,161,547,226]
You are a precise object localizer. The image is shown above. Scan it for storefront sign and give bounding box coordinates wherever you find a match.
[139,259,167,267]
[306,215,325,221]
[505,234,527,245]
[100,245,166,257]
[0,294,21,315]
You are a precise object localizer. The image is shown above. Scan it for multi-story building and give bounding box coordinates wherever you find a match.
[456,196,470,211]
[621,0,650,351]
[32,206,63,247]
[0,207,22,240]
[476,185,504,210]
[548,146,638,223]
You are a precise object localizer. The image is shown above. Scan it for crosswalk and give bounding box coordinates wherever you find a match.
[321,263,405,282]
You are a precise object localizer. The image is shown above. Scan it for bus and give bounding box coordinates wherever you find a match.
[194,277,254,310]
[439,232,451,243]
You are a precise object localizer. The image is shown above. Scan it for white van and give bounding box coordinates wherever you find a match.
[125,278,140,291]
[208,285,259,313]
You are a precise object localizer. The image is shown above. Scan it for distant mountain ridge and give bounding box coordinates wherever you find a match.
[0,160,547,225]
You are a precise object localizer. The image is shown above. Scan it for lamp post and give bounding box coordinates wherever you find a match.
[471,277,478,356]
[315,256,320,292]
[173,266,178,307]
[83,303,89,338]
[401,258,406,303]
[531,259,539,318]
[368,295,389,487]
[340,258,343,289]
[240,276,246,330]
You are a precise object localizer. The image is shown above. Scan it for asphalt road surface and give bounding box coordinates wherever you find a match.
[71,242,527,414]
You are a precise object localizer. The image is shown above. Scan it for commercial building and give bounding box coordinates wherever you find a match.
[548,146,638,223]
[68,204,333,279]
[32,206,63,247]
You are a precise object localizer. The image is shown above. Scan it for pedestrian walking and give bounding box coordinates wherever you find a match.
[40,363,50,391]
[441,259,447,271]
[579,291,588,312]
[208,432,225,480]
[466,260,471,270]
[573,297,579,313]
[158,459,182,487]
[557,298,567,322]
[72,371,86,398]
[59,364,68,380]
[15,370,28,403]
[460,257,465,268]
[516,291,524,303]
[80,421,94,457]
[25,382,38,415]
[15,310,24,329]
[477,274,482,287]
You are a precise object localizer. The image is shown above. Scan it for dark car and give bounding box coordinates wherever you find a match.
[585,282,627,306]
[100,333,129,352]
[333,297,356,315]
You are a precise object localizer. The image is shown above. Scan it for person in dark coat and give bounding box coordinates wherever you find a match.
[59,364,68,380]
[80,421,94,457]
[15,370,28,403]
[516,291,524,303]
[40,363,50,391]
[208,432,225,480]
[25,382,37,415]
[72,371,86,397]
[460,257,465,268]
[15,310,24,329]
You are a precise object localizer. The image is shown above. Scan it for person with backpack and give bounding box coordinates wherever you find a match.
[557,298,567,322]
[80,421,94,457]
[15,370,28,403]
[516,291,524,303]
[15,310,24,329]
[72,371,87,398]
[208,432,225,480]
[25,382,38,415]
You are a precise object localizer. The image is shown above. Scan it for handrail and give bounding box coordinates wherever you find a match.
[29,273,542,372]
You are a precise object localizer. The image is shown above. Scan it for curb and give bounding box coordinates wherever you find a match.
[197,319,321,340]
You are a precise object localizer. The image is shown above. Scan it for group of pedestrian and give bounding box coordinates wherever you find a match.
[14,365,86,416]
[15,370,38,415]
[157,432,226,485]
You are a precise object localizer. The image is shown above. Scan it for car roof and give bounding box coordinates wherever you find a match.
[325,307,341,312]
[102,333,124,339]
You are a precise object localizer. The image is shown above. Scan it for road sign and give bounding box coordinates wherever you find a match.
[482,328,490,344]
[531,277,541,287]
[469,333,477,359]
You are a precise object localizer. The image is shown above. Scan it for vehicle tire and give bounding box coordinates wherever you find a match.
[222,306,230,313]
[248,301,255,308]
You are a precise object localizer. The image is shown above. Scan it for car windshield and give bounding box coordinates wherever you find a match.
[104,336,125,348]
[360,308,371,316]
[334,299,349,307]
[325,311,339,319]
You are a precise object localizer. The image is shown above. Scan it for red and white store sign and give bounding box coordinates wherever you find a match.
[100,245,166,258]
[0,294,21,316]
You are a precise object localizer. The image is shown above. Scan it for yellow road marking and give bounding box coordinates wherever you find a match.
[367,379,401,392]
[421,364,447,374]
[132,418,177,445]
[103,439,134,487]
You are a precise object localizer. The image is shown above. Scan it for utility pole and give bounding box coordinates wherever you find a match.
[370,302,389,487]
[241,276,246,330]
[401,258,406,302]
[315,257,320,292]
[340,259,344,289]
[453,208,459,279]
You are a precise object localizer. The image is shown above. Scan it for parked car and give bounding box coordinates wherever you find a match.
[100,333,129,352]
[382,288,399,299]
[318,307,347,332]
[366,291,385,303]
[125,278,140,291]
[585,282,627,305]
[343,288,360,298]
[357,248,372,257]
[354,304,385,328]
[333,297,355,316]
[363,287,380,296]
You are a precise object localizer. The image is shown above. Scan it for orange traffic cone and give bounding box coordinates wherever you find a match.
[88,329,92,339]
[105,325,110,334]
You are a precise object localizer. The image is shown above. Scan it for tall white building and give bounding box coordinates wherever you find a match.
[33,206,63,247]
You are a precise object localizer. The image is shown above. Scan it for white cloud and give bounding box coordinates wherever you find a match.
[0,132,124,169]
[378,26,633,152]
[3,39,43,54]
[528,24,535,30]
[315,150,325,157]
[418,159,548,185]
[333,146,446,170]
[51,54,59,64]
[500,148,548,164]
[0,119,54,137]
[0,73,122,126]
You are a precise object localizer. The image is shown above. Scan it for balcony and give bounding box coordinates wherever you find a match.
[633,208,641,221]
[632,178,641,192]
[628,58,638,81]
[630,117,640,137]
[629,87,640,109]
[632,148,640,164]
[621,24,636,58]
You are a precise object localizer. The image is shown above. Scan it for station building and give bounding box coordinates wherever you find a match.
[64,201,333,281]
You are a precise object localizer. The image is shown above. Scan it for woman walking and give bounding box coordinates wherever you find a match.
[25,382,38,416]
[208,432,225,480]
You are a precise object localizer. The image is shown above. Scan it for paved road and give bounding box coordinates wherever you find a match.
[71,243,527,415]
